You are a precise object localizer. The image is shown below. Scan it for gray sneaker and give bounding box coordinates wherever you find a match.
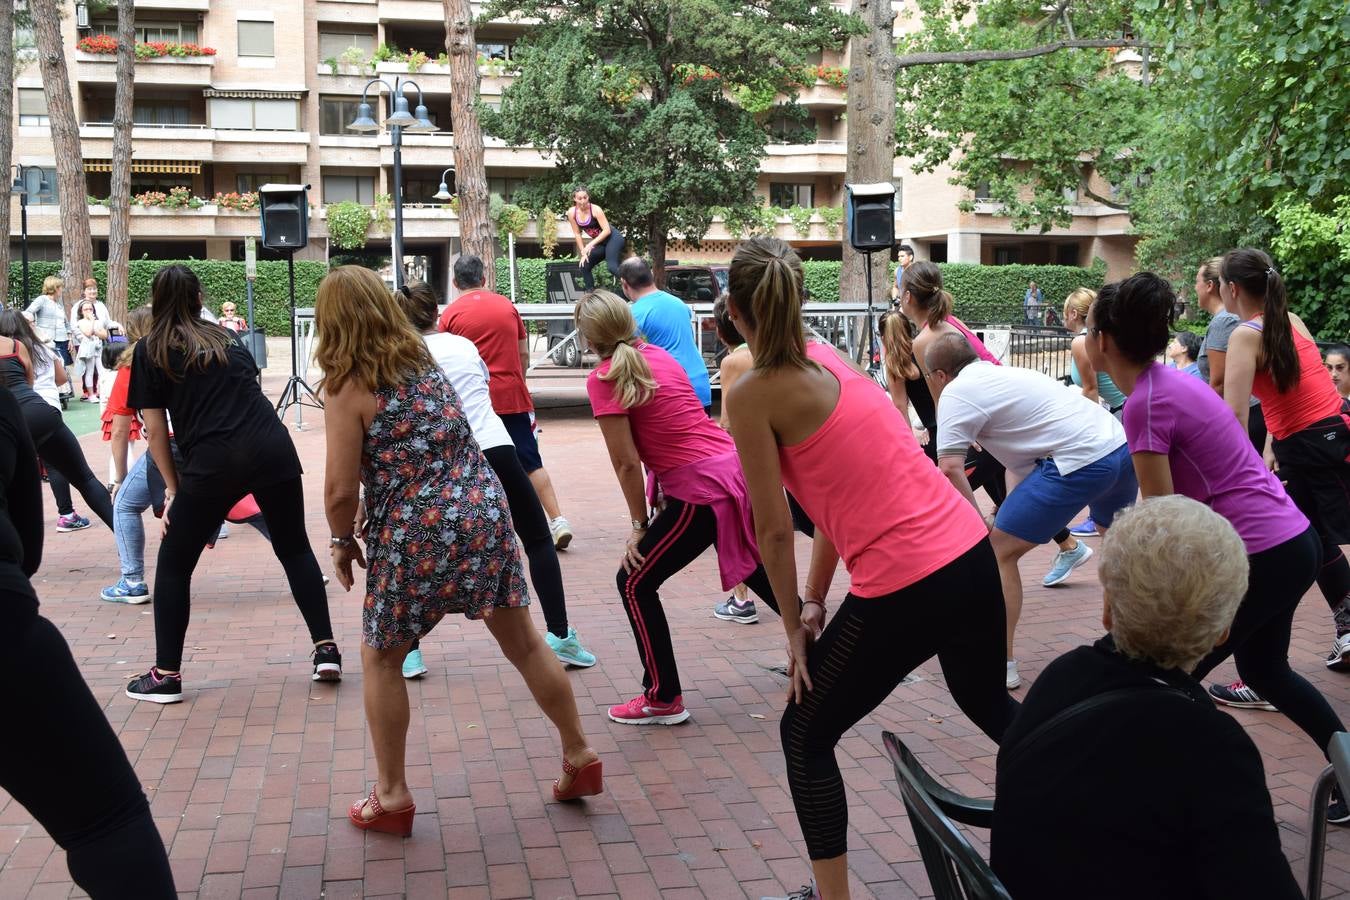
[1042,541,1093,587]
[713,596,759,624]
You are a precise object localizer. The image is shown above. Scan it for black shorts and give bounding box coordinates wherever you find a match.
[500,411,543,473]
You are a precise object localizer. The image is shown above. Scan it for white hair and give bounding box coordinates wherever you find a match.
[1099,496,1248,672]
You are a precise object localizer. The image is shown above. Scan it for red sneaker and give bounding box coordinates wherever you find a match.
[607,694,691,725]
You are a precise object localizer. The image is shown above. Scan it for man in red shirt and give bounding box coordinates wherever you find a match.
[438,255,573,549]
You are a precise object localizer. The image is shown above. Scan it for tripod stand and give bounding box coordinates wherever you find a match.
[862,248,881,376]
[275,253,323,427]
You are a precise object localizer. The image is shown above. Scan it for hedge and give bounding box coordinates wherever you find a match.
[8,259,328,335]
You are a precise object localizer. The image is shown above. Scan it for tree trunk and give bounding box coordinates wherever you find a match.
[647,219,667,290]
[106,0,136,323]
[444,0,496,292]
[0,1,13,305]
[839,0,898,327]
[31,0,92,313]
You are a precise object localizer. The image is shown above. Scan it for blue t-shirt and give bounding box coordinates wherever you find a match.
[631,290,711,407]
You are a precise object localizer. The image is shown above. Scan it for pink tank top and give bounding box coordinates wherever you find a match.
[779,342,988,598]
[923,316,1000,365]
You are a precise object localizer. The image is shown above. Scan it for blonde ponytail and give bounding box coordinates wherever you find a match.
[574,290,659,408]
[727,237,811,371]
[879,310,920,383]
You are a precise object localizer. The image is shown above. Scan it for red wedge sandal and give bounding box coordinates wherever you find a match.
[348,787,415,836]
[553,756,604,802]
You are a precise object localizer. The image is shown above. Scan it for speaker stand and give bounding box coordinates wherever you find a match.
[275,253,324,428]
[862,248,880,376]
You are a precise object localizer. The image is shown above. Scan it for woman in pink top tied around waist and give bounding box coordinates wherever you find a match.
[574,289,782,728]
[723,238,1017,900]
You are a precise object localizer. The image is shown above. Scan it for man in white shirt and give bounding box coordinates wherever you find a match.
[926,332,1138,689]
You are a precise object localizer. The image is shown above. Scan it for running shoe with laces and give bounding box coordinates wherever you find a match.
[126,668,182,704]
[1042,541,1093,587]
[56,512,91,533]
[1006,659,1021,690]
[1068,516,1099,537]
[762,882,820,900]
[402,648,428,679]
[100,577,150,604]
[312,643,342,682]
[1331,789,1350,825]
[713,595,759,624]
[608,694,691,725]
[1208,679,1276,711]
[546,626,597,667]
[1326,633,1350,671]
[550,516,574,550]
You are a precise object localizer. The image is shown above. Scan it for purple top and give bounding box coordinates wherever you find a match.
[1123,362,1307,554]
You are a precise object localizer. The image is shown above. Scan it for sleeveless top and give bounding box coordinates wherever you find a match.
[906,316,997,429]
[571,206,604,239]
[1069,341,1128,411]
[922,316,1000,365]
[0,352,42,407]
[1239,318,1342,440]
[779,341,987,597]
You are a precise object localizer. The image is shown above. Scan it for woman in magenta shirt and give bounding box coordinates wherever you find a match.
[575,290,777,727]
[724,238,1016,900]
[1087,272,1347,821]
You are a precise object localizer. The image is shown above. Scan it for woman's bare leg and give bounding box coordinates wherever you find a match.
[484,606,597,791]
[356,640,415,819]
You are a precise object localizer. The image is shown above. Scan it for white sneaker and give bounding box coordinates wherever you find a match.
[550,516,573,551]
[1006,659,1021,690]
[1327,633,1350,671]
[216,522,230,539]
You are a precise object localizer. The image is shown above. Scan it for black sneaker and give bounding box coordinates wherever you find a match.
[1330,790,1350,825]
[126,668,182,704]
[713,595,759,624]
[312,643,342,682]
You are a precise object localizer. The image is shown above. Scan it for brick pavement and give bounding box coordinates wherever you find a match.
[5,366,1350,899]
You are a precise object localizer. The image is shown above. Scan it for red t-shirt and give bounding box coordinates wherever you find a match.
[437,289,532,415]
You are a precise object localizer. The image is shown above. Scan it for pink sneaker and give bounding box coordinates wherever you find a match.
[607,694,691,725]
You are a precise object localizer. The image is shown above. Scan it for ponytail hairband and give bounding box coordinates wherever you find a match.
[1266,267,1277,277]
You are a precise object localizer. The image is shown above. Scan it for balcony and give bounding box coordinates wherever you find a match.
[373,60,454,93]
[78,123,214,160]
[73,52,215,88]
[213,131,312,164]
[136,0,209,8]
[759,140,846,174]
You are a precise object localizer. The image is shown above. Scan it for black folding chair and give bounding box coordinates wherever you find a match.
[882,731,1012,900]
[1305,732,1350,900]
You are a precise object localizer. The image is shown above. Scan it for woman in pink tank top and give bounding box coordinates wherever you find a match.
[1221,247,1350,674]
[723,238,1017,900]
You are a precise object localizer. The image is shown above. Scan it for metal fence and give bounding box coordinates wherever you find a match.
[966,322,1075,382]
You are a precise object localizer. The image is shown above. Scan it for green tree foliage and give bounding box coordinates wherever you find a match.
[481,0,857,277]
[894,0,1147,232]
[1269,196,1350,339]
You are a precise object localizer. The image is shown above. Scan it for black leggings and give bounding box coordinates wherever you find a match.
[1,600,175,897]
[413,445,569,653]
[617,498,780,702]
[153,476,332,671]
[22,400,113,528]
[781,538,1018,860]
[1193,527,1345,756]
[579,231,625,290]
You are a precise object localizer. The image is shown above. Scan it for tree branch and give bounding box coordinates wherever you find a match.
[1083,187,1130,210]
[895,39,1144,69]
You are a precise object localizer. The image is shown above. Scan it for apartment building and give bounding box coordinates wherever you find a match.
[8,0,1137,290]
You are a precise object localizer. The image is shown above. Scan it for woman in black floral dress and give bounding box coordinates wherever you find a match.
[317,267,602,836]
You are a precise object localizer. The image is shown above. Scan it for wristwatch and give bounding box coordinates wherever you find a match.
[330,535,356,548]
[631,517,648,531]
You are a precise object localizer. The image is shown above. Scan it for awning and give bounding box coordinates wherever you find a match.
[202,88,305,100]
[84,160,202,174]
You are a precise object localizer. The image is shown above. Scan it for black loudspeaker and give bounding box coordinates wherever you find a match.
[844,182,896,252]
[259,183,310,251]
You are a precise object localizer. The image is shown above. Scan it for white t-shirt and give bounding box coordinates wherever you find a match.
[936,361,1126,478]
[423,332,512,451]
[32,349,61,409]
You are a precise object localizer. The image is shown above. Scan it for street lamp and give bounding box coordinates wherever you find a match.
[348,76,436,289]
[10,165,47,304]
[432,167,455,202]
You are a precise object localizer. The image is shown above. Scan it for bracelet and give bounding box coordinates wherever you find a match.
[330,535,356,548]
[803,598,827,611]
[631,518,648,532]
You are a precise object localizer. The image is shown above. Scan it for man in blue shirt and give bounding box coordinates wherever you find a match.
[618,257,713,412]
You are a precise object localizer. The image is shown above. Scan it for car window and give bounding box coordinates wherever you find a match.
[666,272,689,298]
[690,272,716,302]
[714,269,728,291]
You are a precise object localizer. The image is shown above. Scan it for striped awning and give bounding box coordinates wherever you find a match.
[203,89,305,100]
[84,160,202,174]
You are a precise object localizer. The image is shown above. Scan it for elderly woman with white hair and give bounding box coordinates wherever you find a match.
[989,496,1301,899]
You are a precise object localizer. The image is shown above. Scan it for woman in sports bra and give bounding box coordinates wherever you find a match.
[1064,287,1127,416]
[1220,247,1350,675]
[566,186,626,291]
[725,237,1016,900]
[0,312,114,536]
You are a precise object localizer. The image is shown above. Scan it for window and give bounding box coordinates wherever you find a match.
[210,98,297,131]
[401,175,451,204]
[133,100,191,126]
[974,181,992,201]
[769,183,814,209]
[323,174,375,205]
[17,88,47,126]
[130,177,194,196]
[318,30,375,60]
[476,40,513,60]
[235,172,291,193]
[892,177,903,213]
[994,247,1022,265]
[766,108,816,144]
[1056,244,1080,266]
[487,177,528,203]
[95,19,199,44]
[237,20,274,57]
[20,167,57,204]
[320,97,366,136]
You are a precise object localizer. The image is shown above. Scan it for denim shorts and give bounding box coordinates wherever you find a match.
[995,444,1137,544]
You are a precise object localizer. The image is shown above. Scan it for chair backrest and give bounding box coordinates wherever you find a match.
[882,731,1012,900]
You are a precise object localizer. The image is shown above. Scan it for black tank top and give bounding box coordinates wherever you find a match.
[573,208,603,239]
[0,355,41,407]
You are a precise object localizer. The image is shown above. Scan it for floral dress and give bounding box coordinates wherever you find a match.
[361,367,528,649]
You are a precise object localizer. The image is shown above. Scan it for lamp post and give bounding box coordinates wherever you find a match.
[348,76,436,289]
[9,165,46,305]
[432,167,455,202]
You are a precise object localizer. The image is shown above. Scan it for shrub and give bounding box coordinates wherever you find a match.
[326,201,373,250]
